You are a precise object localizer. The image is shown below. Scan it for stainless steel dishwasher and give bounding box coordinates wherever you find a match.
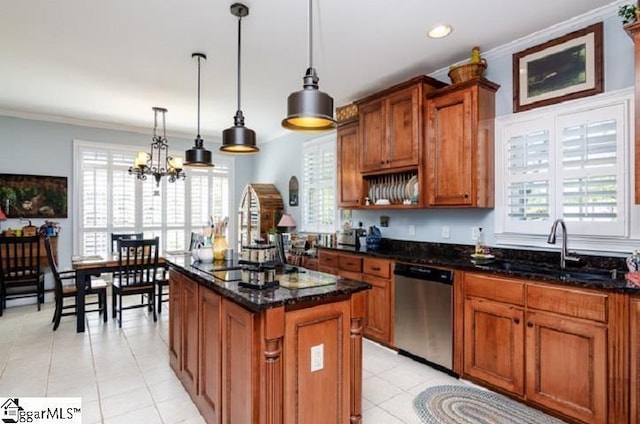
[393,263,454,373]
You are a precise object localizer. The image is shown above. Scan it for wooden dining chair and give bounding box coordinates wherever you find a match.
[0,236,45,316]
[44,237,108,330]
[112,237,159,327]
[110,232,143,255]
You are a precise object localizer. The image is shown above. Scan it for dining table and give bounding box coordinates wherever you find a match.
[71,254,169,333]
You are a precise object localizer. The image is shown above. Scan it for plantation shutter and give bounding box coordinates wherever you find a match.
[302,137,336,234]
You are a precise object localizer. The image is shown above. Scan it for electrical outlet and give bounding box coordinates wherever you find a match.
[311,344,324,372]
[472,227,480,241]
[409,225,416,236]
[441,226,450,239]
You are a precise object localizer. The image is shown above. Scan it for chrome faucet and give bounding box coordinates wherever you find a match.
[547,219,580,269]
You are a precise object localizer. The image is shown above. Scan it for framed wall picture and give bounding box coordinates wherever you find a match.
[513,22,603,113]
[288,176,299,207]
[0,173,68,218]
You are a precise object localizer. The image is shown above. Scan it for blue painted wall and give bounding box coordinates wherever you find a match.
[254,8,635,252]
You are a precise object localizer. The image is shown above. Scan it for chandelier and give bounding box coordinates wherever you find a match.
[129,107,186,187]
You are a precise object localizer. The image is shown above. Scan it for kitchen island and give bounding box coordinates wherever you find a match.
[166,255,370,424]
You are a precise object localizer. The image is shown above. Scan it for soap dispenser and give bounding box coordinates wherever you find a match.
[475,228,485,255]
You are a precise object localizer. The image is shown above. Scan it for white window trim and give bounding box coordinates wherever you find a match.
[495,87,637,254]
[300,134,337,234]
[73,139,235,254]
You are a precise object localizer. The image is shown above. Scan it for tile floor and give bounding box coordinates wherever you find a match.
[0,297,527,423]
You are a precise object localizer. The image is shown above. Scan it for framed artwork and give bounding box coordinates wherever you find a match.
[0,173,68,218]
[513,22,603,113]
[288,176,299,207]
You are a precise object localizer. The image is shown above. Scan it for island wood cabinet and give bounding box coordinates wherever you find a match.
[462,272,627,424]
[337,121,362,208]
[632,296,640,424]
[425,78,499,207]
[169,268,367,424]
[358,76,445,175]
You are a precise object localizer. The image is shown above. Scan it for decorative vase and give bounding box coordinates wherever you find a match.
[213,236,228,260]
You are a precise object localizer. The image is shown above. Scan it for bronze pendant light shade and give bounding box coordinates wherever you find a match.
[185,52,214,167]
[282,0,336,132]
[220,3,259,154]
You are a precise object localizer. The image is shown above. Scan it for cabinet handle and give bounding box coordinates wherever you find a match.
[380,160,385,164]
[463,192,469,198]
[371,267,381,271]
[513,318,520,324]
[527,322,533,328]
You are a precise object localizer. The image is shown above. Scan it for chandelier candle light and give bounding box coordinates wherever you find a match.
[129,107,185,188]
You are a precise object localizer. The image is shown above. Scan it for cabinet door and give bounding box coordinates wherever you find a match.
[222,299,257,424]
[426,88,473,206]
[168,270,183,372]
[362,274,391,345]
[463,297,524,395]
[387,85,420,168]
[525,311,606,424]
[632,297,640,424]
[198,288,222,424]
[337,122,362,207]
[359,100,386,173]
[182,276,200,394]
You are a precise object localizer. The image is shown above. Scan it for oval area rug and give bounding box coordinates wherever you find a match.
[413,385,566,424]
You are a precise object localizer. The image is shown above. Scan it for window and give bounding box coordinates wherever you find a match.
[495,89,633,252]
[74,140,233,256]
[301,135,336,233]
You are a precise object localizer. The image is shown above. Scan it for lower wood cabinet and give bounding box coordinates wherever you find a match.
[198,288,221,423]
[632,296,640,424]
[463,297,524,395]
[525,310,606,424]
[462,272,626,424]
[361,257,393,345]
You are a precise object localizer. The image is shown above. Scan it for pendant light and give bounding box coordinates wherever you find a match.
[220,3,259,154]
[281,0,336,132]
[184,52,214,167]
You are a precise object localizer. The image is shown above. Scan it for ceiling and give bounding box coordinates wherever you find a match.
[0,0,616,144]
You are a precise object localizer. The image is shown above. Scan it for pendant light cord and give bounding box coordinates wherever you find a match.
[237,14,242,112]
[308,0,313,69]
[196,55,202,138]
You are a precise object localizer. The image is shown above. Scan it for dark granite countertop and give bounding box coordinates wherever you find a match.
[318,239,640,294]
[165,254,370,312]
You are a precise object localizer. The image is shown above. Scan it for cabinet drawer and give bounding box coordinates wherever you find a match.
[338,269,363,282]
[363,257,391,279]
[526,284,608,323]
[338,254,363,273]
[318,251,338,268]
[464,272,525,306]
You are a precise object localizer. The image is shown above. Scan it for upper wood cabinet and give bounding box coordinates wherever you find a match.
[624,22,640,204]
[337,121,362,208]
[631,296,640,424]
[358,76,446,175]
[425,78,499,207]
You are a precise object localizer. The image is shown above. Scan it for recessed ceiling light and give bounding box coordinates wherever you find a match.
[428,24,452,39]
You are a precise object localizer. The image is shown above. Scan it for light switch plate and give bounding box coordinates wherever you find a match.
[311,344,324,372]
[441,226,450,239]
[409,225,416,236]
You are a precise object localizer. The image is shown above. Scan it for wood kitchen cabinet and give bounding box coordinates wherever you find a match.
[463,274,525,395]
[337,121,362,208]
[198,287,222,423]
[425,78,499,207]
[462,272,625,424]
[631,296,640,424]
[358,76,445,174]
[624,22,640,204]
[361,257,393,345]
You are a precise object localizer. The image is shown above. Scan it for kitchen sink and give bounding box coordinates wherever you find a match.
[481,260,616,281]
